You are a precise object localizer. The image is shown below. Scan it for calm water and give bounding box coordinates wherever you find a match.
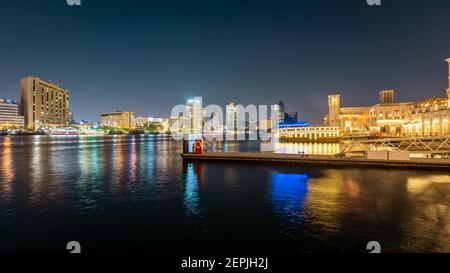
[1,135,450,253]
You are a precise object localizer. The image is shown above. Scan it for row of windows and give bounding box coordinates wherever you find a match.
[281,133,340,138]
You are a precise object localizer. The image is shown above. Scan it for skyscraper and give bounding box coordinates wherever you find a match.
[211,112,222,132]
[226,102,239,134]
[20,77,71,129]
[187,97,203,133]
[276,100,285,124]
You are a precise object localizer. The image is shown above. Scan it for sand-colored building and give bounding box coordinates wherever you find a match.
[135,117,169,132]
[0,98,24,129]
[100,111,134,129]
[20,77,71,129]
[324,59,450,137]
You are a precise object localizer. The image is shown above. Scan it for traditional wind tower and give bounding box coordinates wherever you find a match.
[328,94,341,127]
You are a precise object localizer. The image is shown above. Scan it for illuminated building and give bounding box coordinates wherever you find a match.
[276,100,285,124]
[169,115,191,133]
[324,58,450,137]
[327,94,341,127]
[0,98,24,128]
[20,76,71,129]
[135,117,169,132]
[100,111,134,129]
[160,118,170,132]
[259,119,273,131]
[186,97,203,133]
[226,102,239,134]
[211,112,222,132]
[410,97,450,136]
[203,112,223,133]
[134,117,149,128]
[279,122,340,142]
[325,90,414,135]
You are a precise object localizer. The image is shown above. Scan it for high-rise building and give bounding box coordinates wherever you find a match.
[20,76,70,129]
[186,97,203,133]
[276,100,285,123]
[203,111,224,133]
[100,111,134,129]
[210,112,222,132]
[226,102,239,133]
[0,99,24,128]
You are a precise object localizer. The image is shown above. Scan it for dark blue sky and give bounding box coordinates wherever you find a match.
[0,0,449,124]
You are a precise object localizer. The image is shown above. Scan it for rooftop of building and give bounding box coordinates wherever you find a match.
[372,102,414,107]
[101,111,134,116]
[415,97,448,105]
[0,98,19,105]
[22,76,69,92]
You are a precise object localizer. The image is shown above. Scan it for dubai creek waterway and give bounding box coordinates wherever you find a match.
[0,135,449,253]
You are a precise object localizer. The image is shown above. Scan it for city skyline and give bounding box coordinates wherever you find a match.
[2,0,450,260]
[1,0,450,124]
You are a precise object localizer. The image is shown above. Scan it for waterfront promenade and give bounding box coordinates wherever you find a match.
[181,152,450,170]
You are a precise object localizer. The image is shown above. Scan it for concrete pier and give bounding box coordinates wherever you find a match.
[181,152,450,170]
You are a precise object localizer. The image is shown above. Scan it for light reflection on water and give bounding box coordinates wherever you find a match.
[274,142,341,155]
[205,140,341,155]
[0,136,450,253]
[271,173,309,223]
[0,137,13,201]
[182,163,202,218]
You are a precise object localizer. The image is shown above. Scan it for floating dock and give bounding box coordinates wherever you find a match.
[181,152,450,170]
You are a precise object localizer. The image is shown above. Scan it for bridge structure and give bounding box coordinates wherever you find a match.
[340,136,450,156]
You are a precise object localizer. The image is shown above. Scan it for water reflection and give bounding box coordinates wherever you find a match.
[407,175,450,194]
[1,136,450,253]
[112,136,124,188]
[271,173,309,222]
[275,142,341,155]
[203,140,341,155]
[146,139,156,183]
[129,136,138,182]
[181,163,203,217]
[405,175,450,252]
[0,137,14,201]
[29,137,44,204]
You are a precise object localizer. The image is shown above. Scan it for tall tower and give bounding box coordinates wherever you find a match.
[379,90,395,104]
[226,102,239,135]
[277,100,285,123]
[328,94,341,127]
[186,97,203,133]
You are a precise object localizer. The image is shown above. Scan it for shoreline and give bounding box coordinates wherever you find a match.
[181,152,450,170]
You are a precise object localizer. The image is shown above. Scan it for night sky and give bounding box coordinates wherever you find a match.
[0,0,449,124]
